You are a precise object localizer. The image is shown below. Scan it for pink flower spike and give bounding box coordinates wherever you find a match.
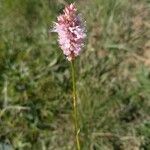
[53,3,86,61]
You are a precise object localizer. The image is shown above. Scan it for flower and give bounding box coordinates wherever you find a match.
[53,3,86,61]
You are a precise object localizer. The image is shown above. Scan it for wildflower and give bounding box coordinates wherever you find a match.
[53,3,86,61]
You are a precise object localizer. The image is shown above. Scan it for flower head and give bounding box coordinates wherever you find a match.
[53,3,86,61]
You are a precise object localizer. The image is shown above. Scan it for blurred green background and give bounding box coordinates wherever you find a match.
[0,0,150,149]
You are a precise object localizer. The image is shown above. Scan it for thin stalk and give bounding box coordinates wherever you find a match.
[71,60,81,150]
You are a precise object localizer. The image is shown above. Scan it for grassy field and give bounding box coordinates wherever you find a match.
[0,0,150,149]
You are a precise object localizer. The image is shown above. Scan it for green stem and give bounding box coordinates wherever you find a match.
[71,60,81,150]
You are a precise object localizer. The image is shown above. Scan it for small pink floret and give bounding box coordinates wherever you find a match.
[53,3,86,61]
